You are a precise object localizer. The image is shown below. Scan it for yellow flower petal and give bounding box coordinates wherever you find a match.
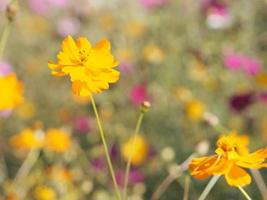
[0,74,24,110]
[48,36,119,96]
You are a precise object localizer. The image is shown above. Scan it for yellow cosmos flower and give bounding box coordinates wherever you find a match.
[34,186,56,200]
[48,35,120,97]
[0,73,24,110]
[121,135,148,166]
[44,129,71,152]
[189,131,267,187]
[185,99,205,121]
[10,128,43,150]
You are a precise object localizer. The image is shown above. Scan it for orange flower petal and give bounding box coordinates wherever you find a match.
[225,165,251,187]
[189,156,217,179]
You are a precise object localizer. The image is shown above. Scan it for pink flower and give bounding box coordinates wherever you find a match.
[0,0,9,12]
[139,0,168,9]
[130,84,149,106]
[0,61,13,76]
[202,0,232,29]
[118,62,135,74]
[28,0,48,15]
[46,0,69,7]
[224,53,261,75]
[57,17,81,37]
[28,0,69,15]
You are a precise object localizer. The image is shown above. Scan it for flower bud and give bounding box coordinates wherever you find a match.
[195,140,210,156]
[140,101,151,113]
[203,112,219,126]
[6,2,19,22]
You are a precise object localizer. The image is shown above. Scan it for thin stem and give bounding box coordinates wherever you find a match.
[0,23,11,59]
[14,149,39,182]
[151,173,177,200]
[198,175,220,200]
[122,112,145,200]
[90,95,121,200]
[183,176,190,200]
[151,153,196,200]
[0,0,18,59]
[238,186,252,200]
[251,170,267,200]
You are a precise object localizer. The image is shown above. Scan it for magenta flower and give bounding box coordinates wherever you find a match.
[73,116,91,133]
[259,92,267,104]
[224,53,261,75]
[115,169,144,187]
[139,0,168,9]
[229,92,255,113]
[202,0,232,29]
[130,84,149,106]
[91,158,106,171]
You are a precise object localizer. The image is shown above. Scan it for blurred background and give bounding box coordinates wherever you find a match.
[0,0,267,199]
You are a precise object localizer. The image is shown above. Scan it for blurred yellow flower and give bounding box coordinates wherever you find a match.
[116,48,133,63]
[173,86,192,103]
[72,93,91,104]
[0,73,24,110]
[48,35,119,97]
[44,129,71,152]
[17,101,36,119]
[34,186,56,200]
[255,72,267,87]
[6,193,18,200]
[10,128,43,150]
[190,131,267,187]
[124,21,145,37]
[46,166,73,183]
[143,44,164,64]
[99,14,114,31]
[121,135,148,166]
[185,99,205,121]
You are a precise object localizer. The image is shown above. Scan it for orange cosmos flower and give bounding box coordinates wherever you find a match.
[48,35,119,97]
[44,129,71,152]
[189,131,267,187]
[0,73,24,110]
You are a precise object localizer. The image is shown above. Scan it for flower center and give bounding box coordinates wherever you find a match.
[79,49,90,63]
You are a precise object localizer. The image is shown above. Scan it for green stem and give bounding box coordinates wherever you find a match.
[14,149,39,182]
[238,186,252,200]
[90,95,121,200]
[183,175,190,200]
[250,170,267,200]
[122,112,145,200]
[151,153,196,200]
[0,23,11,59]
[198,175,220,200]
